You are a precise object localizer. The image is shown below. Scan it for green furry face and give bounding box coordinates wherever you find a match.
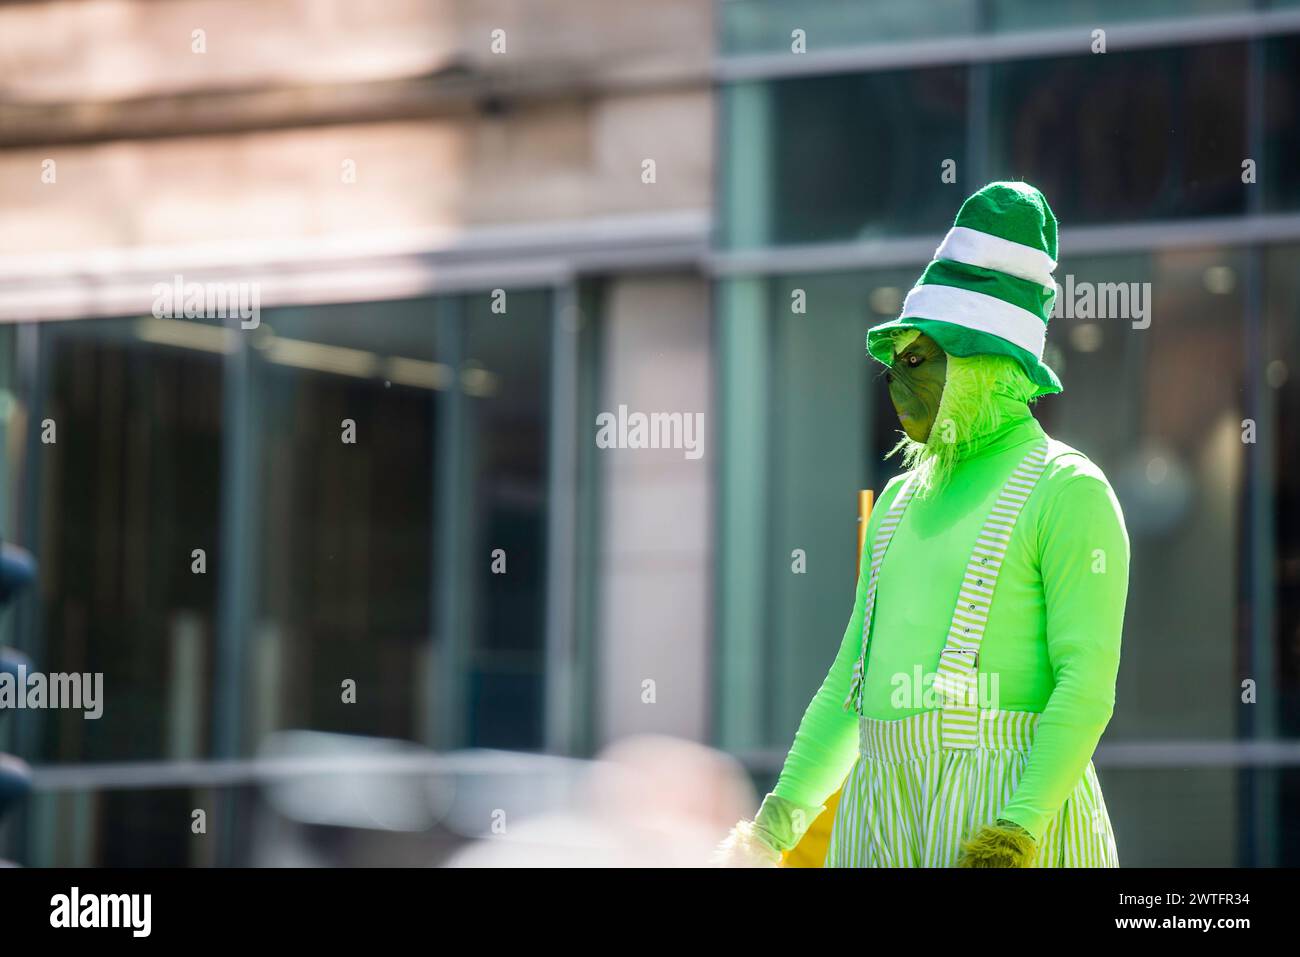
[887,333,947,442]
[883,336,1040,500]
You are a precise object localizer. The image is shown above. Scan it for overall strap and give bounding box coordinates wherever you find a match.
[843,469,920,714]
[936,440,1051,749]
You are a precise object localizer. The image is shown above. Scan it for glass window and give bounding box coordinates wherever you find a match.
[1265,244,1300,741]
[243,292,553,754]
[27,317,224,765]
[987,44,1249,224]
[1045,249,1246,745]
[1,317,224,866]
[461,290,552,750]
[716,269,910,749]
[1265,35,1300,211]
[5,289,556,865]
[764,271,914,735]
[721,67,967,248]
[718,0,1257,55]
[989,0,1251,33]
[245,300,443,752]
[719,0,978,57]
[1101,767,1239,866]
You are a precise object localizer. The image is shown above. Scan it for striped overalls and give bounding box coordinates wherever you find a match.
[826,441,1119,867]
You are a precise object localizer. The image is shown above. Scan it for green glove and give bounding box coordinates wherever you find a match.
[956,818,1038,868]
[712,793,828,867]
[752,792,827,854]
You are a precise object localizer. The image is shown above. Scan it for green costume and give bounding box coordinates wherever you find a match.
[715,182,1129,868]
[779,402,1127,865]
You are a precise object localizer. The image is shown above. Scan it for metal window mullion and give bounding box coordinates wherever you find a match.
[10,321,50,864]
[430,297,470,751]
[712,277,771,752]
[212,320,260,865]
[543,282,579,754]
[1240,27,1278,868]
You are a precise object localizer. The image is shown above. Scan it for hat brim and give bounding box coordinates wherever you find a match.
[867,316,1062,397]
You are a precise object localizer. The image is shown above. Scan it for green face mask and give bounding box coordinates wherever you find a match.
[882,336,1041,500]
[886,333,948,443]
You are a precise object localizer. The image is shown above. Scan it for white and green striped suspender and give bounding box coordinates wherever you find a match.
[933,441,1050,747]
[842,441,1051,729]
[843,469,919,714]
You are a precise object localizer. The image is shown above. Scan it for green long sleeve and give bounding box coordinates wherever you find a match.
[996,466,1129,840]
[765,400,1129,846]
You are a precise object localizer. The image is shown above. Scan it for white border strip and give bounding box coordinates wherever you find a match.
[901,282,1045,357]
[0,210,711,323]
[935,225,1056,289]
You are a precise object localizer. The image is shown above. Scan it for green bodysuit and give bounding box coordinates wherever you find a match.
[770,393,1129,843]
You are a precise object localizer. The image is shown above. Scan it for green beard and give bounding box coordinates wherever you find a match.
[886,350,1039,499]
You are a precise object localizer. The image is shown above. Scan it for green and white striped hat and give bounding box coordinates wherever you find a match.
[867,181,1062,396]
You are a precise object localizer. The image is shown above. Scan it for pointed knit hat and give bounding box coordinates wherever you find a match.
[867,181,1063,396]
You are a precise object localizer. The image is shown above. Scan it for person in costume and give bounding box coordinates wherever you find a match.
[716,182,1129,868]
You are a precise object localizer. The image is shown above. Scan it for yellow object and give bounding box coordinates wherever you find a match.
[780,786,842,867]
[858,490,873,572]
[781,489,872,868]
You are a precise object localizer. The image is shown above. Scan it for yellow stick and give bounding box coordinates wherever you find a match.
[857,490,873,580]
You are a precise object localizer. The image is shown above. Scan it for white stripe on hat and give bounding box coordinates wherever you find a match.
[901,283,1047,358]
[934,225,1057,290]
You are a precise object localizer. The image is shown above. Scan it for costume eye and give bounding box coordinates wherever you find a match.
[906,354,923,368]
